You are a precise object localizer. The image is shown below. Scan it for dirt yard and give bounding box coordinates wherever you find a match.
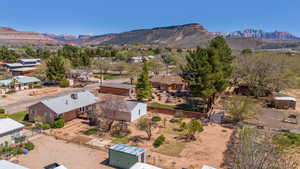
[17,135,113,169]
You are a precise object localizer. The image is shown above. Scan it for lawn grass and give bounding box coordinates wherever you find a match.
[154,141,186,157]
[112,137,129,144]
[94,73,128,80]
[149,102,176,109]
[82,128,97,136]
[163,123,185,135]
[8,111,28,121]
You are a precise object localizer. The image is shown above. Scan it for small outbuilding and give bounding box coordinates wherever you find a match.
[0,160,29,169]
[109,144,147,169]
[101,100,147,122]
[99,83,136,97]
[0,118,25,145]
[130,162,162,169]
[270,96,296,110]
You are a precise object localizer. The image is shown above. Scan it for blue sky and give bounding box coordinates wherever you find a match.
[1,0,299,36]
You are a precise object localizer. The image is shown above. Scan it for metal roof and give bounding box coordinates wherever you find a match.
[0,118,24,135]
[0,76,41,86]
[19,59,41,62]
[130,163,162,169]
[109,144,146,156]
[40,91,101,115]
[273,97,296,102]
[123,101,143,112]
[0,160,29,169]
[100,83,136,89]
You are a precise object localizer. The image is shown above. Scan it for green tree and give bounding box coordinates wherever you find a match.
[46,56,67,82]
[185,119,203,141]
[136,61,152,100]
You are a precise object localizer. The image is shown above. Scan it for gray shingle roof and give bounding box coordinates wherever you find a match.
[0,118,24,135]
[40,91,101,115]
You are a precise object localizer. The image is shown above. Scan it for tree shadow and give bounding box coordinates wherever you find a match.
[128,135,148,143]
[220,127,239,168]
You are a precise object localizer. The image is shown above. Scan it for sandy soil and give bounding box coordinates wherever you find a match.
[18,135,113,169]
[283,89,300,112]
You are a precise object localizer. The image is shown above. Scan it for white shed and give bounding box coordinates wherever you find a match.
[0,160,29,169]
[130,162,162,169]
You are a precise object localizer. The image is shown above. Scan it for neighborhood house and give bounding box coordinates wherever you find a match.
[151,74,186,92]
[99,83,136,97]
[5,59,41,70]
[0,118,25,146]
[109,144,147,169]
[102,100,147,122]
[0,76,41,94]
[28,91,102,124]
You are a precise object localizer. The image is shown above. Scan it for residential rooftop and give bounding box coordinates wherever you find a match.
[130,162,162,169]
[0,118,24,135]
[0,160,29,169]
[109,144,146,156]
[39,91,101,115]
[0,76,41,86]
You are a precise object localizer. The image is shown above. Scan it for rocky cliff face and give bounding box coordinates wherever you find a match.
[0,27,61,45]
[215,29,300,40]
[75,24,214,48]
[43,33,77,42]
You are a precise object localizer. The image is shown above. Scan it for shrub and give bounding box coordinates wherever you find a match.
[6,90,16,94]
[38,124,51,130]
[0,109,5,114]
[51,119,65,128]
[169,118,180,123]
[273,133,300,147]
[33,84,43,89]
[152,116,162,122]
[24,141,35,151]
[59,79,70,88]
[153,135,166,148]
[83,128,97,136]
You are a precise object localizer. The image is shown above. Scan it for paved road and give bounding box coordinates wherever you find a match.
[1,78,129,114]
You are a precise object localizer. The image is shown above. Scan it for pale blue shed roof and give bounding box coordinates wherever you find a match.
[0,76,40,86]
[109,144,146,156]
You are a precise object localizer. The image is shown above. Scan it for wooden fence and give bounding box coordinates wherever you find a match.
[147,106,207,118]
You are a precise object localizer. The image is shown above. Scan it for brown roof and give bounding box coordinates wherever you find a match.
[151,75,184,85]
[100,83,136,89]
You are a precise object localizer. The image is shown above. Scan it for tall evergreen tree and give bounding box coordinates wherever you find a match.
[136,61,152,100]
[181,36,233,112]
[46,56,66,82]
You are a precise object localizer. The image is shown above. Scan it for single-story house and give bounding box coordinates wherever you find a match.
[0,118,25,146]
[0,160,29,169]
[0,76,41,94]
[109,144,147,169]
[151,75,186,92]
[11,67,38,76]
[99,83,136,97]
[28,91,102,124]
[270,96,296,109]
[130,162,162,169]
[101,100,147,122]
[128,56,156,63]
[5,59,41,70]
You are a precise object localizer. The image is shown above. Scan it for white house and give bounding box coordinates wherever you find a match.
[102,101,147,122]
[0,160,29,169]
[0,118,25,146]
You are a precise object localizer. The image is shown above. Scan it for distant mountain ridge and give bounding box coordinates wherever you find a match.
[73,23,214,48]
[0,26,61,45]
[214,29,300,40]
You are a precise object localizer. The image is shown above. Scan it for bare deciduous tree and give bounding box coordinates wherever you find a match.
[96,95,127,135]
[233,127,298,169]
